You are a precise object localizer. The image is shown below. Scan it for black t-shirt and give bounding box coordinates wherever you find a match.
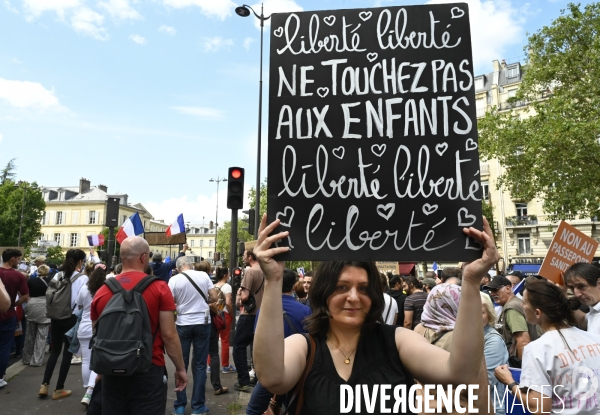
[27,276,50,297]
[295,325,415,415]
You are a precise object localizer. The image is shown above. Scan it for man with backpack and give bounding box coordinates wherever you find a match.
[91,236,187,415]
[168,256,217,415]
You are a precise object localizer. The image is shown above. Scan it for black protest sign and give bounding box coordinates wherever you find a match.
[267,3,483,261]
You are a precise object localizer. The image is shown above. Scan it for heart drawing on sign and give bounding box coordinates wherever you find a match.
[324,15,335,26]
[377,203,395,221]
[359,11,372,21]
[451,7,465,19]
[332,147,345,159]
[367,52,378,62]
[457,208,476,227]
[435,142,448,156]
[317,87,329,98]
[465,236,482,251]
[371,144,386,157]
[465,138,478,151]
[274,27,283,37]
[276,206,295,227]
[422,203,438,216]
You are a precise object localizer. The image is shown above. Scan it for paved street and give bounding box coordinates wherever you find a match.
[1,350,251,415]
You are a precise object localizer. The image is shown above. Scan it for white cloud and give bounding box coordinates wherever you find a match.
[0,133,3,144]
[249,0,302,29]
[426,0,525,73]
[98,0,142,21]
[0,78,65,110]
[158,25,176,35]
[200,36,233,52]
[162,0,236,20]
[172,106,224,119]
[10,57,22,64]
[144,187,241,226]
[71,7,109,40]
[243,37,254,51]
[4,0,19,14]
[22,0,81,20]
[129,34,147,44]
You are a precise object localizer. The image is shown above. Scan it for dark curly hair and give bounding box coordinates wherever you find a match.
[524,278,580,326]
[88,265,107,296]
[304,261,385,338]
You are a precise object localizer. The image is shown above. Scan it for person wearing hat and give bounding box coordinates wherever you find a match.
[484,275,541,365]
[29,256,46,279]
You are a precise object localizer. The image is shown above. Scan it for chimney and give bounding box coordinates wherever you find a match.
[209,221,214,230]
[492,59,501,86]
[79,177,91,194]
[98,184,108,192]
[501,59,507,68]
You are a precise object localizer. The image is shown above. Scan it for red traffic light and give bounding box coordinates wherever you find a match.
[233,267,242,276]
[231,169,242,179]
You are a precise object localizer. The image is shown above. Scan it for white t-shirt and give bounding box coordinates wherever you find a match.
[168,270,214,326]
[382,293,398,325]
[215,282,232,314]
[586,302,600,335]
[520,327,600,415]
[76,287,94,339]
[53,271,89,313]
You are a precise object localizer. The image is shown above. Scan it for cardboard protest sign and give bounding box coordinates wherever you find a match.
[539,221,599,284]
[267,4,483,261]
[144,232,187,246]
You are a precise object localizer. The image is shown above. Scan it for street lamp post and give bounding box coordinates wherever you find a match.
[209,176,228,262]
[236,3,271,237]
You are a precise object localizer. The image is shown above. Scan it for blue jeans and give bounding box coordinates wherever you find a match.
[247,381,283,415]
[174,324,211,414]
[0,317,17,377]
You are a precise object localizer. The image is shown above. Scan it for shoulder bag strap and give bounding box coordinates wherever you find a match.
[133,275,157,293]
[283,311,302,335]
[431,330,450,345]
[104,277,126,295]
[384,298,393,323]
[252,275,265,296]
[181,272,209,303]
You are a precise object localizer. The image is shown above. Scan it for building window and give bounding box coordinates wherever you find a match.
[481,181,489,200]
[474,77,484,90]
[515,203,528,217]
[507,89,517,98]
[507,67,519,78]
[56,211,63,225]
[41,211,47,225]
[517,234,531,254]
[89,211,96,224]
[122,215,127,226]
[70,233,78,247]
[200,240,204,247]
[208,251,213,260]
[191,240,195,247]
[54,233,62,245]
[209,240,214,247]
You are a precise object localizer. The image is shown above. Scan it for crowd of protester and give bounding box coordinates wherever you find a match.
[1,216,600,414]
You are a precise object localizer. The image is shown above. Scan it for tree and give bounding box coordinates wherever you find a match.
[478,3,600,221]
[0,158,16,185]
[45,245,65,265]
[247,178,268,219]
[0,181,45,248]
[216,220,252,268]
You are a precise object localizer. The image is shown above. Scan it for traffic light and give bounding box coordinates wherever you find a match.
[227,167,245,210]
[232,267,243,292]
[241,209,255,236]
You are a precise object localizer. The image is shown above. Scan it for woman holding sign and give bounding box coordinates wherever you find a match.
[253,214,499,414]
[495,278,600,414]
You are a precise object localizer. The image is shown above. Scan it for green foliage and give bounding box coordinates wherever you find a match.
[45,245,65,265]
[0,181,45,248]
[247,178,268,219]
[0,158,16,185]
[478,3,600,221]
[100,227,120,259]
[216,220,252,268]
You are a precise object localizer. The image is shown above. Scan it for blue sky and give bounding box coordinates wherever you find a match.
[0,0,591,226]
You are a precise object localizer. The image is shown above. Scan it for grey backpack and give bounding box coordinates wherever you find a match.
[46,271,82,320]
[90,275,158,376]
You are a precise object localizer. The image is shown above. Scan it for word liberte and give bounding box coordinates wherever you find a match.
[340,384,565,414]
[276,8,462,56]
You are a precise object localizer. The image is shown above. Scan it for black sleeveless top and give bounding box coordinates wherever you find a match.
[297,324,415,415]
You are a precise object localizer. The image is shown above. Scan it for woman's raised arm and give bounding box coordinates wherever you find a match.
[253,215,309,394]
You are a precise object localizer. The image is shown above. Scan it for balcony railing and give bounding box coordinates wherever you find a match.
[499,100,528,110]
[480,163,489,175]
[505,215,538,226]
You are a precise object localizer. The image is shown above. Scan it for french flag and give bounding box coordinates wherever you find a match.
[166,214,185,237]
[87,234,105,247]
[116,212,145,244]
